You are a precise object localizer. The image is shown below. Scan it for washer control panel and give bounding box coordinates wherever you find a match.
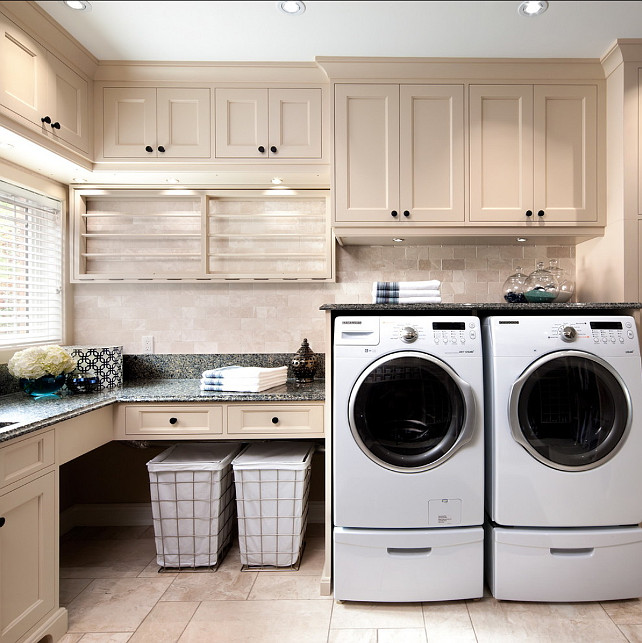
[379,318,479,349]
[548,319,635,346]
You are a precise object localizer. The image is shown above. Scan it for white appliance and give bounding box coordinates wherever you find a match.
[333,315,484,602]
[484,315,642,602]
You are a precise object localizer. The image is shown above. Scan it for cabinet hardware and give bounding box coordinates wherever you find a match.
[145,145,154,153]
[525,210,533,217]
[270,146,277,153]
[169,417,178,425]
[158,145,166,153]
[0,517,5,528]
[51,121,61,130]
[403,210,410,217]
[258,146,265,153]
[41,115,51,124]
[271,417,279,424]
[537,210,545,217]
[391,210,398,218]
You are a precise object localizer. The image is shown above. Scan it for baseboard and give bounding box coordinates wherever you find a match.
[61,500,325,534]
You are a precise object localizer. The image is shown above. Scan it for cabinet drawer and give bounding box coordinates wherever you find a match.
[0,431,55,489]
[124,405,224,436]
[227,404,324,436]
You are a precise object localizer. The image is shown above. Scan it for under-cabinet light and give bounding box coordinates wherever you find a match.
[516,237,528,242]
[277,1,306,15]
[392,238,405,243]
[517,1,548,17]
[271,177,284,185]
[62,0,92,10]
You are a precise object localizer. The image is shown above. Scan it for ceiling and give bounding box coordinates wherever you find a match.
[35,1,642,62]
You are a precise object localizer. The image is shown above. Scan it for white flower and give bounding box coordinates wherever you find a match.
[8,345,77,379]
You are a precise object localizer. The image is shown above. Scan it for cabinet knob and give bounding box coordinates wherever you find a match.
[403,210,410,217]
[270,146,277,153]
[391,210,398,218]
[41,116,51,124]
[51,121,61,130]
[258,146,265,153]
[525,210,533,217]
[169,417,178,425]
[271,417,279,424]
[0,517,5,528]
[537,210,545,217]
[158,145,166,153]
[145,145,154,153]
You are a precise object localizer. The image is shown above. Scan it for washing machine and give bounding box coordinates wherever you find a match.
[333,315,484,602]
[483,314,642,601]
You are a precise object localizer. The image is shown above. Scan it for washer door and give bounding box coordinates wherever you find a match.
[509,350,632,471]
[348,351,476,472]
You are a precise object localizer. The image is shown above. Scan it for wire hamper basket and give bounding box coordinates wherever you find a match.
[147,442,242,570]
[232,441,314,570]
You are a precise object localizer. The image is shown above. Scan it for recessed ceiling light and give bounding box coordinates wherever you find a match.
[392,238,405,243]
[62,0,92,10]
[517,1,548,17]
[271,177,283,185]
[277,1,306,16]
[516,237,528,243]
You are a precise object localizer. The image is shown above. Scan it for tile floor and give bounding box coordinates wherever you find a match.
[59,524,642,643]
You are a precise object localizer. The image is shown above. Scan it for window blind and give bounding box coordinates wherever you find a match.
[0,180,63,347]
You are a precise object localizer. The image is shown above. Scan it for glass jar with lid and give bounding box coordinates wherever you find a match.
[548,259,575,303]
[524,261,559,303]
[502,266,528,303]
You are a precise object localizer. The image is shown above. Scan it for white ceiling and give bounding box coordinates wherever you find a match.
[35,1,642,62]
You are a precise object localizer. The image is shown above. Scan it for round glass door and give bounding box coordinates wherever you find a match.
[348,351,475,472]
[510,351,631,471]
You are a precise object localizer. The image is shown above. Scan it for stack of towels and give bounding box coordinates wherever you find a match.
[372,280,442,304]
[200,365,288,393]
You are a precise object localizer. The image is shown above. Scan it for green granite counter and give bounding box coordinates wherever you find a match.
[320,302,642,313]
[0,378,325,444]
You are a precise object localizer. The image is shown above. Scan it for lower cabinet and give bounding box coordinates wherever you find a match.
[0,471,56,643]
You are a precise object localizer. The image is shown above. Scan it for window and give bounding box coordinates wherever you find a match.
[0,180,64,348]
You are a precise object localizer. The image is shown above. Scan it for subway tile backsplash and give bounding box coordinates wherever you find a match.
[72,243,575,354]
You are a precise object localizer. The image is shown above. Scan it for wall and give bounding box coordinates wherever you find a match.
[72,242,576,354]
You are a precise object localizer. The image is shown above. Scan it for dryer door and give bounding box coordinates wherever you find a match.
[509,350,632,471]
[348,351,476,472]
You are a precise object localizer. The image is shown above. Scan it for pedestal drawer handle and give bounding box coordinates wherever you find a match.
[0,517,5,528]
[169,417,178,425]
[271,417,279,424]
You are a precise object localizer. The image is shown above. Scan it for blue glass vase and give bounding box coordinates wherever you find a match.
[20,374,66,399]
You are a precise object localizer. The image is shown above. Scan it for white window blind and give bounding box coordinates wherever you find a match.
[0,181,63,347]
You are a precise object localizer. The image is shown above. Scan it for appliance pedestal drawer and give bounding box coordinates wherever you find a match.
[334,526,483,602]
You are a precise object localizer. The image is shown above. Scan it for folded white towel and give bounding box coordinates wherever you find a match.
[374,296,442,304]
[201,365,287,379]
[200,374,286,387]
[374,280,441,292]
[372,286,441,298]
[200,381,285,393]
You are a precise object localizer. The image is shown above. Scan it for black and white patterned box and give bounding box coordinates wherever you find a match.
[65,346,123,389]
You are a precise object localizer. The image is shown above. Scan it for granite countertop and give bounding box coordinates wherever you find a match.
[320,302,642,312]
[0,378,325,444]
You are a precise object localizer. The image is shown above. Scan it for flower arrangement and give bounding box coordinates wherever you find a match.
[8,345,77,379]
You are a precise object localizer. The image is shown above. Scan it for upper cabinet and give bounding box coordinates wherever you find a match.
[0,13,90,155]
[101,87,211,159]
[334,84,464,224]
[469,84,598,224]
[215,88,322,159]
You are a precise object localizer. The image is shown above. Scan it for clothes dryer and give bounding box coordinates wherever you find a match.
[483,315,642,601]
[333,315,484,602]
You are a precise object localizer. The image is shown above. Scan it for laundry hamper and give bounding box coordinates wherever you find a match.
[147,442,242,569]
[232,441,314,569]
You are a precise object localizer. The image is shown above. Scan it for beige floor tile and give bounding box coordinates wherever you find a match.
[378,628,428,643]
[248,573,331,600]
[127,601,199,643]
[137,560,178,578]
[78,634,132,642]
[67,577,174,633]
[331,602,425,629]
[60,578,94,606]
[602,599,642,624]
[617,624,642,642]
[328,629,377,643]
[160,567,258,601]
[58,634,84,643]
[177,599,332,642]
[423,601,476,642]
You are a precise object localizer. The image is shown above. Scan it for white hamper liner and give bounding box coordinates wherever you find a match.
[232,441,314,569]
[147,442,242,569]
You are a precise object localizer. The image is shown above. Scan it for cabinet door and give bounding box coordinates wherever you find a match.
[156,88,211,158]
[334,84,400,222]
[399,85,465,222]
[268,88,321,158]
[0,16,48,128]
[215,88,268,158]
[0,473,56,643]
[533,85,598,222]
[469,85,534,222]
[102,87,157,158]
[48,53,89,153]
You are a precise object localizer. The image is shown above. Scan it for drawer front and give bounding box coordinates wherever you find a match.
[124,405,224,436]
[0,430,55,489]
[227,404,324,436]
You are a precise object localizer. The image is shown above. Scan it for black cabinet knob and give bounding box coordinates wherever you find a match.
[537,210,545,217]
[51,121,61,130]
[525,210,533,217]
[403,210,410,217]
[158,145,166,153]
[258,146,265,153]
[169,417,178,425]
[271,417,279,424]
[270,146,277,153]
[145,145,154,153]
[0,517,5,528]
[41,116,51,124]
[391,210,398,218]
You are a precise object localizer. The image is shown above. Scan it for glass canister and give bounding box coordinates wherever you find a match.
[548,259,575,303]
[502,266,528,303]
[524,261,559,303]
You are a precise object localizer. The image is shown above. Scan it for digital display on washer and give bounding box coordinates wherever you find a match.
[589,322,623,330]
[432,322,466,330]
